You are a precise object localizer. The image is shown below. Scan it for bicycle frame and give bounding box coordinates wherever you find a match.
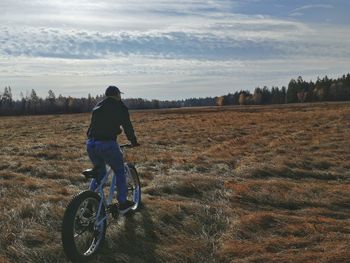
[88,165,114,228]
[86,144,133,228]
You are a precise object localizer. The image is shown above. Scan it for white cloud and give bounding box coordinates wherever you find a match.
[292,4,334,13]
[289,4,335,17]
[289,12,303,17]
[0,0,349,99]
[1,21,349,61]
[1,54,349,100]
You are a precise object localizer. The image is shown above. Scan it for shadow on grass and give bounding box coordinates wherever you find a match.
[251,167,346,181]
[98,204,158,263]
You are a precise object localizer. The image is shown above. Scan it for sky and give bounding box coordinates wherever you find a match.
[0,0,350,100]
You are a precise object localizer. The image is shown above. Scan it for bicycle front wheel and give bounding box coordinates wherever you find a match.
[126,164,142,211]
[62,190,106,262]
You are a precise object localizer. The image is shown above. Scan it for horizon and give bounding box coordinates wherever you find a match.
[1,0,350,100]
[3,71,349,102]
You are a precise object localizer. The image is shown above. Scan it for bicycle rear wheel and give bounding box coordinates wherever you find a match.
[62,190,106,262]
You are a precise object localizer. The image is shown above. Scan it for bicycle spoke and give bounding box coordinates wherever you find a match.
[74,230,88,239]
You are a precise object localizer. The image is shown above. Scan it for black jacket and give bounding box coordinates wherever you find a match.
[87,97,137,143]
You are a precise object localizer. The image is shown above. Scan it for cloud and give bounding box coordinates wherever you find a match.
[289,12,303,17]
[1,54,349,100]
[289,4,335,17]
[1,1,347,61]
[0,0,237,31]
[1,21,349,61]
[0,0,350,99]
[0,26,288,60]
[292,4,333,13]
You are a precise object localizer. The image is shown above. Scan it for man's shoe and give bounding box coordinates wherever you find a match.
[119,200,135,215]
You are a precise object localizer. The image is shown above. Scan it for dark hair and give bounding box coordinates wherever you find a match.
[105,86,122,96]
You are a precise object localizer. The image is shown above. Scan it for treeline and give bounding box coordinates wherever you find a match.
[0,88,216,116]
[217,74,350,106]
[1,73,349,116]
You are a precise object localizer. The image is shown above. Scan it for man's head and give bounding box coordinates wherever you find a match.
[105,85,123,100]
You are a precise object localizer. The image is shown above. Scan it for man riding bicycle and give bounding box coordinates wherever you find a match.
[86,85,139,214]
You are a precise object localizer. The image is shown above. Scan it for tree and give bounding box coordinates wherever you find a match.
[297,90,307,103]
[253,87,262,104]
[261,86,271,104]
[46,90,57,113]
[0,86,14,115]
[47,90,56,103]
[216,96,225,106]
[2,87,13,103]
[239,93,246,105]
[287,79,298,103]
[281,86,287,104]
[87,93,95,111]
[19,92,26,115]
[28,89,40,114]
[30,89,39,102]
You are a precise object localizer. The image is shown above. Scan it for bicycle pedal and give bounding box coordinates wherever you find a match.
[107,204,119,219]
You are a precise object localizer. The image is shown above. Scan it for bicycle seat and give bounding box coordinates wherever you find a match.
[82,169,98,179]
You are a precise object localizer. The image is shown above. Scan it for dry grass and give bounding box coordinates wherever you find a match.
[0,102,350,262]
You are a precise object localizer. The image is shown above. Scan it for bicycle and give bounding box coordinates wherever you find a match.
[61,144,141,262]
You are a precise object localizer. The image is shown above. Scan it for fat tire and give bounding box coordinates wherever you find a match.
[61,190,106,262]
[127,163,142,210]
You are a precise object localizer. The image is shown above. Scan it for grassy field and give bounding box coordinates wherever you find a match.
[0,102,350,263]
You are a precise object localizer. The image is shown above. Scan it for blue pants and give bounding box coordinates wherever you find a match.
[86,139,127,203]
